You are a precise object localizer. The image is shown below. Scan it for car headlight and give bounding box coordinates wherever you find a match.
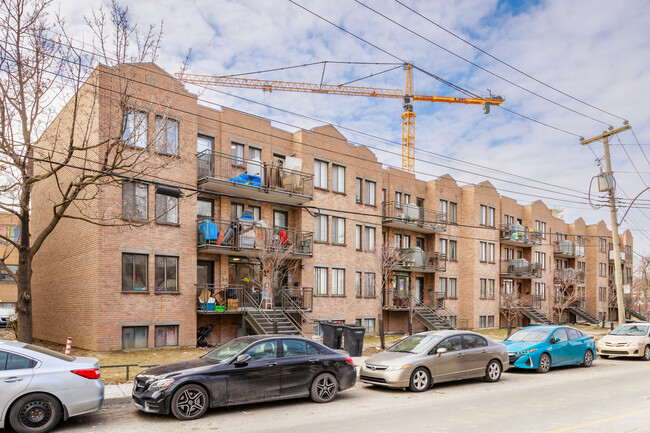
[513,349,537,355]
[149,379,175,391]
[386,364,411,371]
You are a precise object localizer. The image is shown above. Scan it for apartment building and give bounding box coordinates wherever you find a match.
[30,63,634,351]
[0,213,20,310]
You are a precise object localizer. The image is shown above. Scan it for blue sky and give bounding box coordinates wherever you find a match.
[58,0,650,257]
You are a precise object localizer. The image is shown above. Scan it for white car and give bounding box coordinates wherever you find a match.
[0,341,104,433]
[596,323,650,360]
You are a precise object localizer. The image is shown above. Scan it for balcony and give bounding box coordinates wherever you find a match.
[499,224,541,247]
[500,259,542,279]
[382,201,446,233]
[608,250,626,263]
[383,289,412,310]
[390,248,446,273]
[197,284,314,313]
[554,240,585,258]
[197,217,313,259]
[197,150,313,204]
[553,268,585,284]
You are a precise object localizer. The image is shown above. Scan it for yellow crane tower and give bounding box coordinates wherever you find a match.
[176,64,504,173]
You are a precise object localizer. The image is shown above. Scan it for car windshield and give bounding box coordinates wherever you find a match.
[610,325,649,336]
[505,328,552,343]
[202,339,252,363]
[387,335,440,354]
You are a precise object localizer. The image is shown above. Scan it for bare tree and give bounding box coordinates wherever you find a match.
[633,255,650,318]
[0,0,171,342]
[552,277,583,324]
[500,290,523,337]
[372,242,406,342]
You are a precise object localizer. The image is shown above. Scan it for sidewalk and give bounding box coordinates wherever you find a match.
[104,356,369,405]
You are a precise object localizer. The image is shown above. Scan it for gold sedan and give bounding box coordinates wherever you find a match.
[596,323,650,360]
[360,330,509,392]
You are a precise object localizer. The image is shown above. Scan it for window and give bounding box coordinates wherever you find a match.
[355,178,362,203]
[464,335,488,348]
[535,282,546,299]
[480,279,487,299]
[355,225,362,250]
[314,160,328,189]
[0,225,20,243]
[0,265,17,282]
[416,237,424,249]
[394,233,402,249]
[365,180,376,205]
[480,205,495,227]
[356,272,362,297]
[503,279,513,294]
[122,183,148,221]
[449,240,457,261]
[155,115,178,155]
[535,251,546,269]
[332,269,345,296]
[448,278,457,299]
[403,235,411,249]
[365,273,375,297]
[314,215,328,242]
[231,142,244,167]
[535,220,547,239]
[436,336,462,353]
[273,210,288,228]
[599,262,607,277]
[249,147,261,161]
[439,277,447,297]
[123,110,147,148]
[480,242,495,262]
[449,202,457,223]
[154,325,178,347]
[439,238,448,256]
[155,191,179,224]
[155,256,178,292]
[439,199,448,220]
[479,316,487,328]
[332,217,345,244]
[598,286,607,302]
[244,340,278,361]
[480,242,486,262]
[395,192,402,208]
[488,279,495,298]
[282,339,321,357]
[488,316,494,327]
[123,326,148,349]
[382,188,387,204]
[404,194,411,204]
[122,253,147,291]
[488,243,495,262]
[364,227,375,251]
[355,319,363,327]
[0,351,36,370]
[197,199,213,219]
[315,267,328,295]
[365,318,376,333]
[332,165,345,193]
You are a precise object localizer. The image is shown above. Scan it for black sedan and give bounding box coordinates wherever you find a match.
[132,335,357,420]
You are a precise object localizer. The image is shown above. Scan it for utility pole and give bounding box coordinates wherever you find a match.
[581,124,630,326]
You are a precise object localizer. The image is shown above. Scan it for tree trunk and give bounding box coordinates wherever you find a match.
[16,247,32,343]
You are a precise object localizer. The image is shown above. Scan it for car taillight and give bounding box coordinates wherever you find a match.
[71,368,101,380]
[345,357,354,366]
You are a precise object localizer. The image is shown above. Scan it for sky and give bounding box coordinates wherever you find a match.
[55,0,650,257]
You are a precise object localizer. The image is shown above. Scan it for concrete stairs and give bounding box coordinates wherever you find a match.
[567,306,599,324]
[245,308,302,335]
[414,306,455,330]
[521,307,554,325]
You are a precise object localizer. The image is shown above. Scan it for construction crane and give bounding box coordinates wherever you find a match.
[176,64,504,173]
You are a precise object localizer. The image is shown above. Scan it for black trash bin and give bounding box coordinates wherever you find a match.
[342,324,365,357]
[320,321,344,350]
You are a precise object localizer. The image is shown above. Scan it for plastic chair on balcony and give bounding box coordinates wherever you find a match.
[260,291,273,309]
[299,238,311,254]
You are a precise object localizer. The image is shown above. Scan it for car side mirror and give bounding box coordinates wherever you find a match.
[234,354,251,365]
[551,337,559,344]
[436,347,447,356]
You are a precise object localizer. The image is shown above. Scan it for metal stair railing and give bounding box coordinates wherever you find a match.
[412,296,456,329]
[243,291,279,334]
[281,290,310,336]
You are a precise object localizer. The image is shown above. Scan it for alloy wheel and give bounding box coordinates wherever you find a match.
[316,375,336,400]
[409,368,430,392]
[644,345,650,361]
[582,350,593,367]
[486,360,501,382]
[176,389,206,418]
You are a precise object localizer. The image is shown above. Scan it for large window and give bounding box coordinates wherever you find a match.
[439,277,447,297]
[315,267,328,295]
[439,200,448,220]
[448,278,457,299]
[365,318,376,333]
[332,269,345,296]
[332,217,345,244]
[155,191,179,224]
[332,165,345,193]
[439,238,448,256]
[535,220,547,239]
[122,253,147,291]
[480,278,495,299]
[231,142,244,167]
[155,256,178,292]
[449,240,457,261]
[155,115,178,155]
[480,241,495,263]
[197,199,213,219]
[123,326,148,350]
[448,202,457,223]
[122,183,148,221]
[535,282,546,299]
[314,160,328,189]
[154,325,178,347]
[364,273,376,297]
[314,215,328,242]
[123,111,147,148]
[480,205,495,227]
[365,180,376,205]
[364,227,375,251]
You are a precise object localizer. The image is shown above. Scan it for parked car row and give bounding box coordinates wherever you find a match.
[2,323,648,432]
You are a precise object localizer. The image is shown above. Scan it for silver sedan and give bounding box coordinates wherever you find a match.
[0,340,104,433]
[360,330,509,392]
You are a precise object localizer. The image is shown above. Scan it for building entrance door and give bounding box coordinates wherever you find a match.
[415,277,424,304]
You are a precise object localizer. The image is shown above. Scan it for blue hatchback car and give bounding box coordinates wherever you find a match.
[502,326,596,373]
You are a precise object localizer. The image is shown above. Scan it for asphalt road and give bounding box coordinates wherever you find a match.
[54,357,650,433]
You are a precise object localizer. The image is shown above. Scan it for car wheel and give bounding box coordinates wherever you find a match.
[310,372,338,403]
[643,345,650,361]
[581,349,594,367]
[484,360,502,382]
[537,353,551,373]
[9,393,62,433]
[408,367,430,392]
[170,384,209,421]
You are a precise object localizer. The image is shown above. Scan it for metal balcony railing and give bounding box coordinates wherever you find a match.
[197,217,313,257]
[499,259,542,278]
[391,248,447,272]
[280,286,313,312]
[499,224,541,245]
[608,250,625,262]
[197,149,314,197]
[382,201,446,232]
[196,284,247,312]
[554,240,585,257]
[553,268,585,283]
[383,289,412,309]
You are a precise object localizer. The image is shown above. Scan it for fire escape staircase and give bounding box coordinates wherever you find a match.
[413,299,455,330]
[627,309,646,321]
[566,306,599,324]
[242,292,303,336]
[520,306,554,325]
